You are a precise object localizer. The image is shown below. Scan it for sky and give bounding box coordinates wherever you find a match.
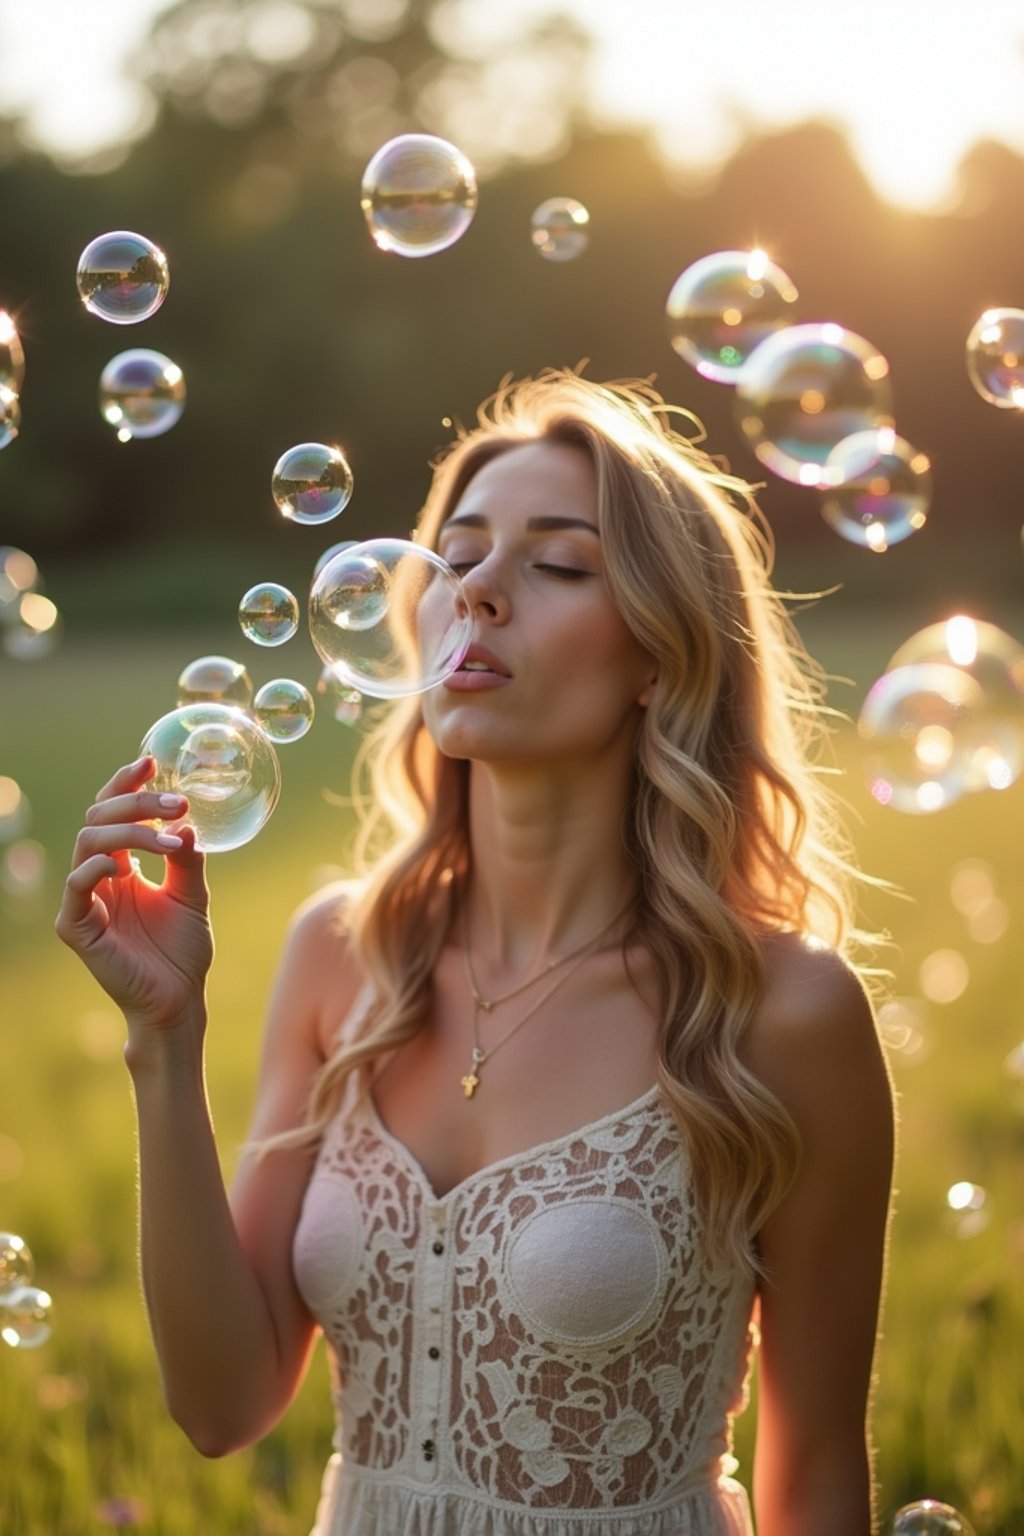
[2,0,1024,209]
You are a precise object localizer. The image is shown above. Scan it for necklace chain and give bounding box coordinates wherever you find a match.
[458,903,629,1099]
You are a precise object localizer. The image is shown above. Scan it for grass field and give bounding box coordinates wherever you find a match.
[1,622,1022,1534]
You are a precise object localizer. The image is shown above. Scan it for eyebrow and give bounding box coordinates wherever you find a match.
[440,513,600,536]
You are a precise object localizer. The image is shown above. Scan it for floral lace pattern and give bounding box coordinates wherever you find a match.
[292,989,758,1532]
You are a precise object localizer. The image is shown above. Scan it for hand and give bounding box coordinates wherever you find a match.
[55,755,214,1035]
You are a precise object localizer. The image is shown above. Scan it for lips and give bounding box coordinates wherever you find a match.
[457,643,511,677]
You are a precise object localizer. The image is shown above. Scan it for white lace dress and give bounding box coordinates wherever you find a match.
[293,988,759,1536]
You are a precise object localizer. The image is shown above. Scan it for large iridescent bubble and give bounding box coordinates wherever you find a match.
[100,349,185,441]
[309,538,471,698]
[735,322,893,485]
[886,616,1024,793]
[76,231,169,325]
[858,661,986,814]
[821,428,931,550]
[361,134,478,258]
[139,703,281,852]
[666,249,799,384]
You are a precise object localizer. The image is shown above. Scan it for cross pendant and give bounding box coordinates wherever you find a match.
[460,1073,480,1099]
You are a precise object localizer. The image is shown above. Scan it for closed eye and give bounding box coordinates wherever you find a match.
[447,560,589,580]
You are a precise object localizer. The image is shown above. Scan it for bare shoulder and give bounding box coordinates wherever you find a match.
[280,878,367,1059]
[739,930,891,1122]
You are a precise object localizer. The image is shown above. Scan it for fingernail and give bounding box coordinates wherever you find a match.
[155,833,183,849]
[159,794,184,809]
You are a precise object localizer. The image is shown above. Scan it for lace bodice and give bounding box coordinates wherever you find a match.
[293,987,758,1535]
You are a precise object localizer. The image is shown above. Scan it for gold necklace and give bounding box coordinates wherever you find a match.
[458,905,629,1099]
[460,903,625,1013]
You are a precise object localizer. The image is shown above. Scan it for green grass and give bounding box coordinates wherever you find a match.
[1,625,1023,1533]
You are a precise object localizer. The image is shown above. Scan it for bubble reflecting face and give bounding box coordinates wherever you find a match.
[530,198,590,262]
[239,582,299,646]
[0,1284,52,1348]
[310,538,471,698]
[821,428,931,550]
[76,231,169,324]
[735,323,893,485]
[316,664,363,725]
[893,1501,977,1536]
[858,662,985,813]
[253,679,314,742]
[177,655,253,709]
[0,1232,33,1293]
[0,385,20,450]
[273,442,354,524]
[965,307,1024,408]
[887,617,1024,793]
[666,249,799,384]
[100,350,185,441]
[139,703,280,852]
[361,134,478,257]
[0,311,25,394]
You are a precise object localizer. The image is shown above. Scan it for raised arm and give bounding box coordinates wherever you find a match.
[741,938,897,1536]
[56,756,360,1456]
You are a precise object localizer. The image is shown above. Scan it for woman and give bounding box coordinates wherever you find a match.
[56,371,896,1536]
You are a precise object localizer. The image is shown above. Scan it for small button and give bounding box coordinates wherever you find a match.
[428,1346,440,1360]
[422,1438,435,1459]
[432,1240,444,1255]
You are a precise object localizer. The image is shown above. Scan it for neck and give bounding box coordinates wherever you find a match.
[462,757,638,973]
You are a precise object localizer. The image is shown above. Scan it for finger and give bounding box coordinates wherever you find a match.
[94,754,157,805]
[72,821,187,871]
[161,823,210,909]
[85,789,189,829]
[55,853,119,947]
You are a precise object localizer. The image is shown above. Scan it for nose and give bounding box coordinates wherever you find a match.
[456,556,510,623]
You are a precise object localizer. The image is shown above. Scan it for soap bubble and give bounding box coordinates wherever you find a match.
[0,777,30,842]
[893,1500,977,1536]
[100,349,185,441]
[666,249,799,383]
[887,617,1024,793]
[361,133,478,257]
[239,582,299,646]
[317,665,363,725]
[310,538,471,698]
[253,679,314,742]
[0,385,20,450]
[139,702,281,852]
[821,428,931,550]
[76,231,169,324]
[735,322,893,485]
[273,442,354,525]
[2,592,61,659]
[0,1232,33,1293]
[313,540,359,581]
[0,310,25,393]
[965,307,1024,408]
[0,1284,52,1349]
[177,655,253,709]
[530,197,590,262]
[858,662,985,813]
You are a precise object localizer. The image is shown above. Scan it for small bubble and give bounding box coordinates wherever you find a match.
[966,306,1024,408]
[253,679,315,743]
[238,582,299,647]
[77,231,169,325]
[530,197,590,262]
[273,442,354,525]
[99,349,185,440]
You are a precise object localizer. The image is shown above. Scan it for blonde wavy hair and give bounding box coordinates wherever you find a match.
[277,368,883,1279]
